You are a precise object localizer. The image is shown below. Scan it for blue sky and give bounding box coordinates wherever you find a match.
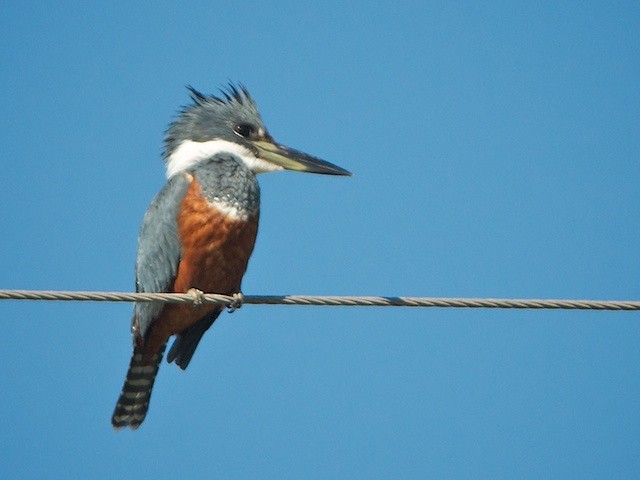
[1,1,639,478]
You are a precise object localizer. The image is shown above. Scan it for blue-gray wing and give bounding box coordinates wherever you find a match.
[133,173,190,340]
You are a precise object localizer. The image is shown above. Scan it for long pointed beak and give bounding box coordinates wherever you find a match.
[253,140,351,176]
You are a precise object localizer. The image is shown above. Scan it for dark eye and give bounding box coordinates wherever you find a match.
[233,123,255,138]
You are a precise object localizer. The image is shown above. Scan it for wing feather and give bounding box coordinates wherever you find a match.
[133,173,190,339]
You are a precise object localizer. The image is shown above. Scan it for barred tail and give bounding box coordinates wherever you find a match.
[111,343,166,429]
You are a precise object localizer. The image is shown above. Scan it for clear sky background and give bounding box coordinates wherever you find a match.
[1,2,639,479]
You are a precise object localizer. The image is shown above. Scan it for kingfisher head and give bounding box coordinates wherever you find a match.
[164,84,351,179]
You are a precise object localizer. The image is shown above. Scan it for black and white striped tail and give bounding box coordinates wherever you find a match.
[111,343,166,429]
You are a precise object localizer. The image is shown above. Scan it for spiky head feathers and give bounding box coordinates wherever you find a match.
[164,83,266,159]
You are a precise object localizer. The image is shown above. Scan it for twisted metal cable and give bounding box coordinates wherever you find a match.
[0,289,638,311]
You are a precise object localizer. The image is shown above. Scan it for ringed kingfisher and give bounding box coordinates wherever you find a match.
[112,84,350,429]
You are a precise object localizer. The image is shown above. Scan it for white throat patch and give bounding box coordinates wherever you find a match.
[166,139,283,178]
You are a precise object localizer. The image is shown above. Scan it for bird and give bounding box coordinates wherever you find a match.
[111,84,350,429]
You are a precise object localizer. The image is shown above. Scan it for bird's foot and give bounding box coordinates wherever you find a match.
[187,288,205,308]
[227,292,244,313]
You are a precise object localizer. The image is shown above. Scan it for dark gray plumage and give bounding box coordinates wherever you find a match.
[164,85,267,161]
[134,173,189,339]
